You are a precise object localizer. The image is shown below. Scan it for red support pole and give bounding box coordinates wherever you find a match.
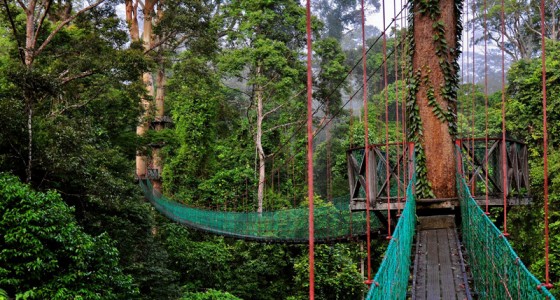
[408,142,415,181]
[500,0,509,237]
[455,140,463,177]
[382,0,392,240]
[470,0,476,196]
[360,0,373,285]
[483,0,490,216]
[539,0,552,289]
[305,0,315,298]
[394,0,401,217]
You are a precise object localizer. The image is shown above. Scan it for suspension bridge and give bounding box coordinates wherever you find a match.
[137,0,556,299]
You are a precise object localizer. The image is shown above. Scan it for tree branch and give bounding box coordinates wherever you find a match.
[15,0,26,10]
[34,0,106,59]
[262,103,284,119]
[264,120,304,135]
[48,99,92,117]
[32,0,52,48]
[2,0,25,64]
[59,70,95,84]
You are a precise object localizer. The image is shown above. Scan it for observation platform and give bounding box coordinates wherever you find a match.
[412,216,472,300]
[347,139,531,213]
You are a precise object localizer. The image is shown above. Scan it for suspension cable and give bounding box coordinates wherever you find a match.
[261,4,409,187]
[268,44,404,184]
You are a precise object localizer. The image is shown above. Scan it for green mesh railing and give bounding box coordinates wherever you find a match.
[366,173,417,300]
[140,180,381,243]
[457,173,555,299]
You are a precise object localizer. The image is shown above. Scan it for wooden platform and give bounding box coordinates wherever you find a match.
[412,216,472,300]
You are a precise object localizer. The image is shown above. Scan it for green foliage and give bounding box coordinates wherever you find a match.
[312,0,380,40]
[0,5,182,299]
[181,289,241,300]
[0,288,8,300]
[164,52,226,201]
[292,244,366,300]
[470,0,559,61]
[0,173,136,299]
[314,37,350,113]
[160,223,299,300]
[501,40,560,295]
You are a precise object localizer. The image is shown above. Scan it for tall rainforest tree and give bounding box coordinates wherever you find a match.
[125,0,213,190]
[407,0,462,198]
[313,37,349,200]
[470,0,560,61]
[312,0,380,40]
[2,0,105,183]
[0,2,187,298]
[220,0,308,213]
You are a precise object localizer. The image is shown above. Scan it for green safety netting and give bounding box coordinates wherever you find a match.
[139,180,382,243]
[457,169,555,299]
[366,173,417,300]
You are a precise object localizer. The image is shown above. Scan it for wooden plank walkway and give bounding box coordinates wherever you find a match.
[412,216,472,300]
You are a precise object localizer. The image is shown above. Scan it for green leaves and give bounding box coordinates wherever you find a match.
[0,173,137,299]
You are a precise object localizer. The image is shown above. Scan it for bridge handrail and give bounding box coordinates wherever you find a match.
[365,173,417,299]
[457,172,555,299]
[139,179,383,243]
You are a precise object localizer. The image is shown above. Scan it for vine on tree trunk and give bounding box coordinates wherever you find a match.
[405,0,462,198]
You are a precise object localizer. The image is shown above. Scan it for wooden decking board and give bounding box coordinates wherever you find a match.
[413,226,471,299]
[414,230,428,299]
[448,228,468,298]
[426,230,441,299]
[437,229,456,300]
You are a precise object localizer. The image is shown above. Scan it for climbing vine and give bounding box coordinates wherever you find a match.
[406,0,462,198]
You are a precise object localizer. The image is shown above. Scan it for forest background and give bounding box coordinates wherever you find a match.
[0,0,559,299]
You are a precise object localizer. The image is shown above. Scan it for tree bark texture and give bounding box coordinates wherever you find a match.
[129,0,158,178]
[412,0,458,198]
[256,64,265,214]
[152,67,166,192]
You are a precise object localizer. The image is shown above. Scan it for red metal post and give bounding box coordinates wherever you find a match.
[382,0,392,240]
[408,142,415,181]
[305,0,315,298]
[360,0,373,285]
[455,139,463,177]
[540,0,552,289]
[500,0,509,237]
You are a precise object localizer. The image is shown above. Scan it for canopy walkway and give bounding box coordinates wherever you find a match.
[140,152,554,299]
[365,161,555,299]
[139,180,381,243]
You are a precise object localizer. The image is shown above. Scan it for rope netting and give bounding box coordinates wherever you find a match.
[457,169,555,299]
[365,172,416,300]
[139,180,381,243]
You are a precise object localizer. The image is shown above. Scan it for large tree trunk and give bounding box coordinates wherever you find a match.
[412,0,458,198]
[152,67,165,192]
[133,0,157,178]
[15,0,104,182]
[256,66,265,214]
[23,7,35,182]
